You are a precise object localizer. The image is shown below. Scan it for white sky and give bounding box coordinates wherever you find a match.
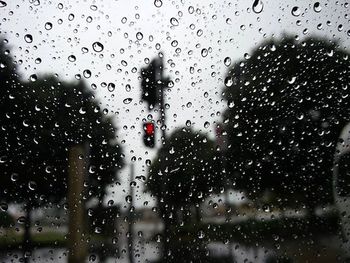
[0,0,349,209]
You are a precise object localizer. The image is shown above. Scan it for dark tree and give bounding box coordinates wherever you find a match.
[147,127,220,221]
[222,35,350,210]
[0,39,123,259]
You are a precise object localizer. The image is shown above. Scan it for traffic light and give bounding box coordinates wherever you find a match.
[143,122,155,148]
[140,57,164,109]
[141,66,158,108]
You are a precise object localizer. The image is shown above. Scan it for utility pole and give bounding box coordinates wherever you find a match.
[216,124,233,260]
[68,143,88,263]
[128,163,135,263]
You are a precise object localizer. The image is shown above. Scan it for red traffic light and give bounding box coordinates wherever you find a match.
[144,122,155,136]
[143,122,155,148]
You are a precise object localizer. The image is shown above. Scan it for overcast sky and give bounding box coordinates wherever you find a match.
[0,0,349,208]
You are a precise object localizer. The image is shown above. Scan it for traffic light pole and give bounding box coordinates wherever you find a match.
[128,163,135,263]
[159,82,166,143]
[140,56,170,259]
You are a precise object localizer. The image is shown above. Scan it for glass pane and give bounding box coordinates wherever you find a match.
[337,153,350,197]
[0,0,350,262]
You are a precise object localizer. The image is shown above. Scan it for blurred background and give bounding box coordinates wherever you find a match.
[0,0,350,262]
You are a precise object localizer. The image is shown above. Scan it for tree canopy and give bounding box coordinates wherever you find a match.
[222,35,350,208]
[0,39,123,208]
[146,127,220,210]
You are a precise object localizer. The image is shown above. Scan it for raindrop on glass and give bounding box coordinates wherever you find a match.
[24,34,33,43]
[68,55,76,62]
[68,13,75,21]
[224,77,234,87]
[170,17,179,26]
[44,22,53,30]
[313,2,321,13]
[83,69,91,78]
[224,57,231,66]
[92,42,104,52]
[154,0,162,8]
[11,173,19,182]
[0,1,7,7]
[291,6,301,17]
[107,83,115,92]
[198,230,205,239]
[252,0,264,14]
[30,74,37,82]
[201,48,208,57]
[123,98,133,104]
[28,181,37,191]
[125,195,132,204]
[136,32,143,40]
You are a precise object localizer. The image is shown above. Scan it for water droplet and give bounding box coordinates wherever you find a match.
[45,166,52,173]
[28,181,37,191]
[287,76,296,84]
[92,42,104,52]
[11,173,19,182]
[170,17,179,26]
[226,18,232,25]
[252,0,264,14]
[0,203,8,212]
[224,57,231,67]
[79,107,86,114]
[225,77,234,87]
[30,74,37,82]
[198,230,205,239]
[291,6,300,17]
[112,237,118,244]
[24,34,33,43]
[107,83,115,92]
[269,44,276,51]
[89,254,97,261]
[88,209,94,216]
[90,5,97,11]
[0,1,7,8]
[68,55,76,62]
[30,0,40,6]
[262,204,270,212]
[125,195,132,204]
[83,69,91,78]
[68,13,75,21]
[186,120,191,127]
[204,121,210,128]
[154,0,162,8]
[123,98,132,104]
[44,22,52,30]
[17,216,26,224]
[313,2,321,13]
[136,32,143,40]
[155,234,162,242]
[94,227,102,234]
[201,48,208,57]
[35,58,42,64]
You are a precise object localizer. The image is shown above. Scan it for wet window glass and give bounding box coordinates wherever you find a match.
[337,153,350,197]
[1,0,350,262]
